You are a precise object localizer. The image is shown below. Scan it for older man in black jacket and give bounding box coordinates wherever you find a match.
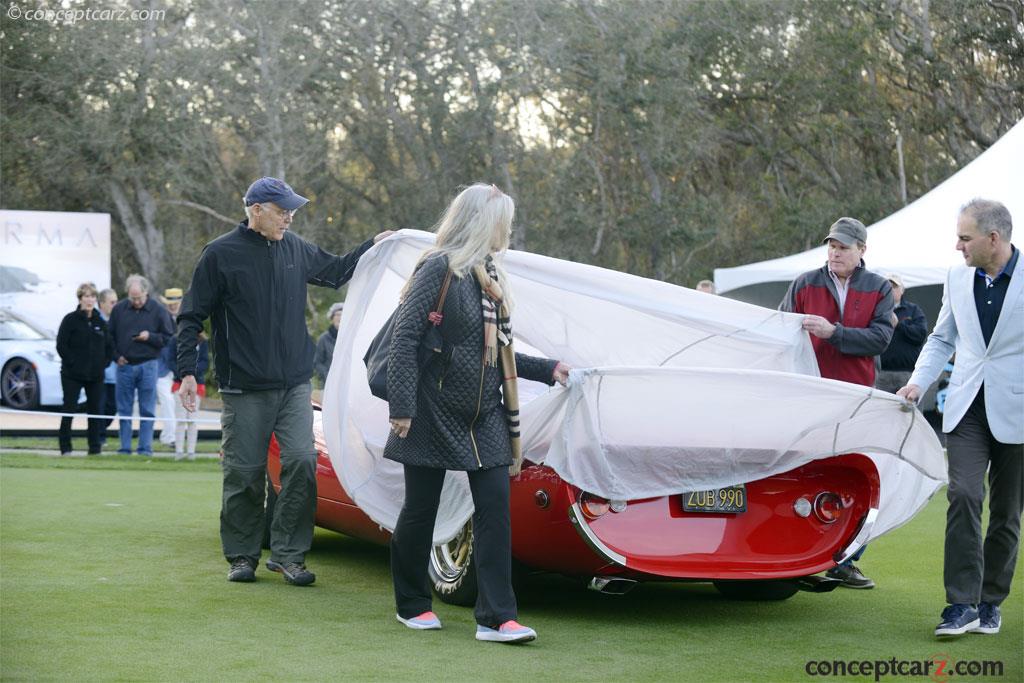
[177,177,391,586]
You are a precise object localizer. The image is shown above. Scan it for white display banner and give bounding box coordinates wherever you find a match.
[0,210,112,334]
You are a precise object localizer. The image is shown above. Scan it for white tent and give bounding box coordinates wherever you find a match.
[715,119,1024,294]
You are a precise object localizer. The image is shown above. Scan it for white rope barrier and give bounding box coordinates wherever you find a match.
[0,408,221,425]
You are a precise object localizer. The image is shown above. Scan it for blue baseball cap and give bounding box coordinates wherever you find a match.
[244,177,309,211]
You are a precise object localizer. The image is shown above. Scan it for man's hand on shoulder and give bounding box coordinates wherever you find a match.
[801,314,836,339]
[373,230,396,244]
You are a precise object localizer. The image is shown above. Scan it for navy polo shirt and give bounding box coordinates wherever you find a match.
[973,245,1018,346]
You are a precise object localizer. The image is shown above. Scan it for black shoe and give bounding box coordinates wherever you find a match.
[227,558,256,582]
[826,563,875,589]
[266,559,316,586]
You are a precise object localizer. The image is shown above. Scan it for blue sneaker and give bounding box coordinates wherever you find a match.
[935,603,979,637]
[973,602,1000,634]
[396,611,442,630]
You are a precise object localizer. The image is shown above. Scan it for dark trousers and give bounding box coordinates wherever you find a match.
[58,374,105,454]
[944,391,1024,606]
[102,382,117,432]
[220,384,317,566]
[391,463,516,627]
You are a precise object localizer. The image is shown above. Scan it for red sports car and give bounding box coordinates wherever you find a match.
[268,403,880,603]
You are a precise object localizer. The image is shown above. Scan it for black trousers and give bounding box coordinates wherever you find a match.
[102,382,117,432]
[58,374,105,454]
[391,463,516,627]
[944,391,1024,606]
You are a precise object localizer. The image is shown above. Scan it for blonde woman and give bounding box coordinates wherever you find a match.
[386,184,569,644]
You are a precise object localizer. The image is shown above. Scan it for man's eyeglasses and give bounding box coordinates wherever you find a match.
[262,204,297,219]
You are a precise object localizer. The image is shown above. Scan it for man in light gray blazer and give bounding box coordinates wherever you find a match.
[898,198,1023,639]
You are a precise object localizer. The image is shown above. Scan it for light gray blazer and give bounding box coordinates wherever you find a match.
[908,251,1023,444]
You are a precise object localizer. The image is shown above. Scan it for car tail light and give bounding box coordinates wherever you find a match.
[580,492,610,519]
[813,492,843,524]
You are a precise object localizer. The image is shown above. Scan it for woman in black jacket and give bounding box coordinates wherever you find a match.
[386,183,569,644]
[56,282,114,454]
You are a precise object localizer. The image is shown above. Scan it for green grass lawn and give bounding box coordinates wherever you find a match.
[0,434,222,455]
[1,453,1021,682]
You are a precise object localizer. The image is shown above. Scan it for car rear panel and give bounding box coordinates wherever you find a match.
[512,454,880,581]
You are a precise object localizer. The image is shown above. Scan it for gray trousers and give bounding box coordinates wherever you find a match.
[944,391,1024,606]
[220,383,317,566]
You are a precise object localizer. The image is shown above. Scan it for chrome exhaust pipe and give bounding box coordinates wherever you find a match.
[588,576,638,595]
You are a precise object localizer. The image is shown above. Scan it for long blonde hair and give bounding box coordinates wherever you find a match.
[406,183,516,310]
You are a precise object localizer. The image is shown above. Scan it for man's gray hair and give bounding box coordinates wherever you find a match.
[125,273,150,293]
[960,198,1013,241]
[98,288,117,304]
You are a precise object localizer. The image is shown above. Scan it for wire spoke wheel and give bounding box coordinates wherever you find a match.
[428,520,477,606]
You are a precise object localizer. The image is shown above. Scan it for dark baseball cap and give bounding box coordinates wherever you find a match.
[244,177,309,211]
[822,217,867,247]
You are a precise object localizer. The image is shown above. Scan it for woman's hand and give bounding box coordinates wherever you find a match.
[553,362,571,386]
[390,417,412,438]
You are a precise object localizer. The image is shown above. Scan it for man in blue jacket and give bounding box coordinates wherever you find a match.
[109,274,175,456]
[177,177,391,586]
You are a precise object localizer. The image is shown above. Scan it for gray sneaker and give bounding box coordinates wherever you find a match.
[227,558,256,582]
[266,559,316,586]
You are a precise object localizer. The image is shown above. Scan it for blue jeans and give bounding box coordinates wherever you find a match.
[116,360,158,454]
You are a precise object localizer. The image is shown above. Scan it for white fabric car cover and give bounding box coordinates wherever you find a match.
[323,231,946,544]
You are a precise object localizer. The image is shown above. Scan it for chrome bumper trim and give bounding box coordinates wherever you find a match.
[568,501,627,567]
[834,507,879,564]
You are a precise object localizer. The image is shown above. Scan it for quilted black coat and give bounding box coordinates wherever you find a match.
[384,253,558,471]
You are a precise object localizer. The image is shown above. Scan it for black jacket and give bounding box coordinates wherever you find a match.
[108,298,175,364]
[56,308,114,382]
[880,299,929,372]
[177,220,373,391]
[384,254,558,471]
[314,325,338,383]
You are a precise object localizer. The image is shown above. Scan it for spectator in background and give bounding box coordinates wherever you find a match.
[166,329,209,460]
[780,216,894,589]
[56,282,113,455]
[695,279,717,294]
[109,274,175,456]
[97,288,119,443]
[875,273,928,394]
[156,288,183,448]
[314,302,344,387]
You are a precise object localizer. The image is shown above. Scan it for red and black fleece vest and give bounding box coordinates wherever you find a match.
[780,262,895,387]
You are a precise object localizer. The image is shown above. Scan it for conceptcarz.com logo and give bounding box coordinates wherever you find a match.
[804,655,1004,682]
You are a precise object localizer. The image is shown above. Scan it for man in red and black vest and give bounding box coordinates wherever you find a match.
[780,216,895,589]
